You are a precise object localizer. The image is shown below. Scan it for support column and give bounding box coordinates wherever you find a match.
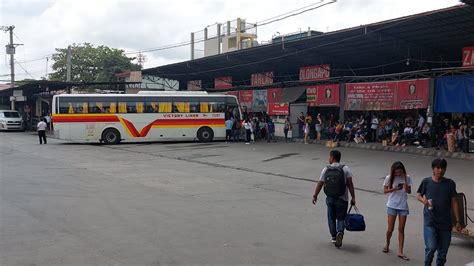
[190,32,195,60]
[338,82,346,123]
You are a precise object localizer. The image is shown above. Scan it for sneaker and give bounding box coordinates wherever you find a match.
[335,232,343,248]
[417,145,423,149]
[413,141,420,145]
[245,142,250,145]
[331,237,336,244]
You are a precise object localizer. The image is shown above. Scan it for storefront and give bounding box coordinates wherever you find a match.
[343,78,431,141]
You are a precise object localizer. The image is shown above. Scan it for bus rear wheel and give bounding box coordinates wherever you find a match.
[102,128,121,145]
[197,127,214,142]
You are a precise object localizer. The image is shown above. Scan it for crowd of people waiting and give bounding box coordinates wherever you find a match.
[297,112,473,152]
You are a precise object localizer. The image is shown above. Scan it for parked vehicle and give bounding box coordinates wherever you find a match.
[0,110,24,131]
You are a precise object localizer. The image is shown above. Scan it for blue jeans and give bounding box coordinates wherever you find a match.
[424,226,452,266]
[326,197,348,238]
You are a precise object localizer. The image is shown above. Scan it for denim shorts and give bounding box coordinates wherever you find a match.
[387,207,409,216]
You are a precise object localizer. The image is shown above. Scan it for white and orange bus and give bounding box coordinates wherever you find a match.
[52,91,242,144]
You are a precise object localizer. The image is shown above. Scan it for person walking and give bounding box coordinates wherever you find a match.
[37,118,47,144]
[312,150,356,248]
[416,158,462,266]
[284,116,292,142]
[382,161,412,261]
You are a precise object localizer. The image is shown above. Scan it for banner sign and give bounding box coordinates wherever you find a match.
[252,90,268,112]
[462,46,474,67]
[345,79,429,110]
[306,84,339,107]
[251,72,273,86]
[435,76,474,113]
[187,80,202,91]
[267,88,289,115]
[214,76,232,90]
[299,64,330,81]
[239,90,254,111]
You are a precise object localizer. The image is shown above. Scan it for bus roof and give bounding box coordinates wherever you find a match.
[54,92,235,98]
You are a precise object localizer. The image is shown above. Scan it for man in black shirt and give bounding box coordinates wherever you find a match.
[416,158,462,266]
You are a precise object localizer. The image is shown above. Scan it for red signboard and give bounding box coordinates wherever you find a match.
[462,46,474,67]
[299,64,330,81]
[306,84,339,107]
[251,72,273,86]
[267,88,289,115]
[239,90,254,111]
[214,76,232,90]
[345,79,429,111]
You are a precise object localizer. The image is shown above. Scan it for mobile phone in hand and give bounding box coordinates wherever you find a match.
[398,183,404,190]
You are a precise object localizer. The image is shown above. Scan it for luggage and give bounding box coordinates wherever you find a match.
[345,205,366,231]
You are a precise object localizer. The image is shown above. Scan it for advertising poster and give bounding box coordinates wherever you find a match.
[239,90,254,112]
[462,46,474,67]
[306,84,339,107]
[252,90,267,112]
[345,79,429,111]
[267,88,289,115]
[187,80,202,91]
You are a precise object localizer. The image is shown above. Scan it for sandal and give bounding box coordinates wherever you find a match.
[382,246,389,253]
[397,255,410,261]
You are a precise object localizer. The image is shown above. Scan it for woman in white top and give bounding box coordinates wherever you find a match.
[382,161,412,261]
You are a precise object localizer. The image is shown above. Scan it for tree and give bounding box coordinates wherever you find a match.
[49,43,141,82]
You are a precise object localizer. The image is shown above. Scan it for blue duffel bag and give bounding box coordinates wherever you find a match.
[345,205,366,231]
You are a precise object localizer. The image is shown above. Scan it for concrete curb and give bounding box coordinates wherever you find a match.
[276,137,474,161]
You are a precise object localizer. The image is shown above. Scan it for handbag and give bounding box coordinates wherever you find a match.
[345,205,366,231]
[288,130,292,139]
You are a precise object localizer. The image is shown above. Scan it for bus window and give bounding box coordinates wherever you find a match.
[145,98,159,113]
[159,102,172,113]
[189,102,199,113]
[173,102,190,113]
[117,97,144,114]
[136,102,144,113]
[200,102,209,113]
[59,97,88,114]
[118,102,127,113]
[89,97,118,114]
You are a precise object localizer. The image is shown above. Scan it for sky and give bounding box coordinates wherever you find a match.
[0,0,461,83]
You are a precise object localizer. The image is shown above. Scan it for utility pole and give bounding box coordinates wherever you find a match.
[66,45,72,93]
[2,25,22,110]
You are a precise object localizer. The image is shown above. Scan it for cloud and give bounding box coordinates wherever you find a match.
[0,0,460,81]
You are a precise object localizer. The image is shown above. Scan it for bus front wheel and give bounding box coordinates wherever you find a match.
[197,127,214,142]
[102,128,121,145]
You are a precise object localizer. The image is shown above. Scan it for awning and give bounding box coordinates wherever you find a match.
[435,76,474,113]
[278,87,306,103]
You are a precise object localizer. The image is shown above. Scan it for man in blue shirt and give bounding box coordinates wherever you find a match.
[225,118,233,142]
[416,158,462,266]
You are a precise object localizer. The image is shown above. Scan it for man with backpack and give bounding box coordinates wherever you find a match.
[312,150,356,248]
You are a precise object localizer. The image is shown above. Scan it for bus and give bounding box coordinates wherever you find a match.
[52,91,242,144]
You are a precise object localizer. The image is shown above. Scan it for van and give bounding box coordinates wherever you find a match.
[0,110,24,131]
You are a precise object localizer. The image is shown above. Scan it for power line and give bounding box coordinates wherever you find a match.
[15,60,35,79]
[124,1,335,55]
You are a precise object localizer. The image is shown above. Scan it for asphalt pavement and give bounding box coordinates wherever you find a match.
[1,132,473,265]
